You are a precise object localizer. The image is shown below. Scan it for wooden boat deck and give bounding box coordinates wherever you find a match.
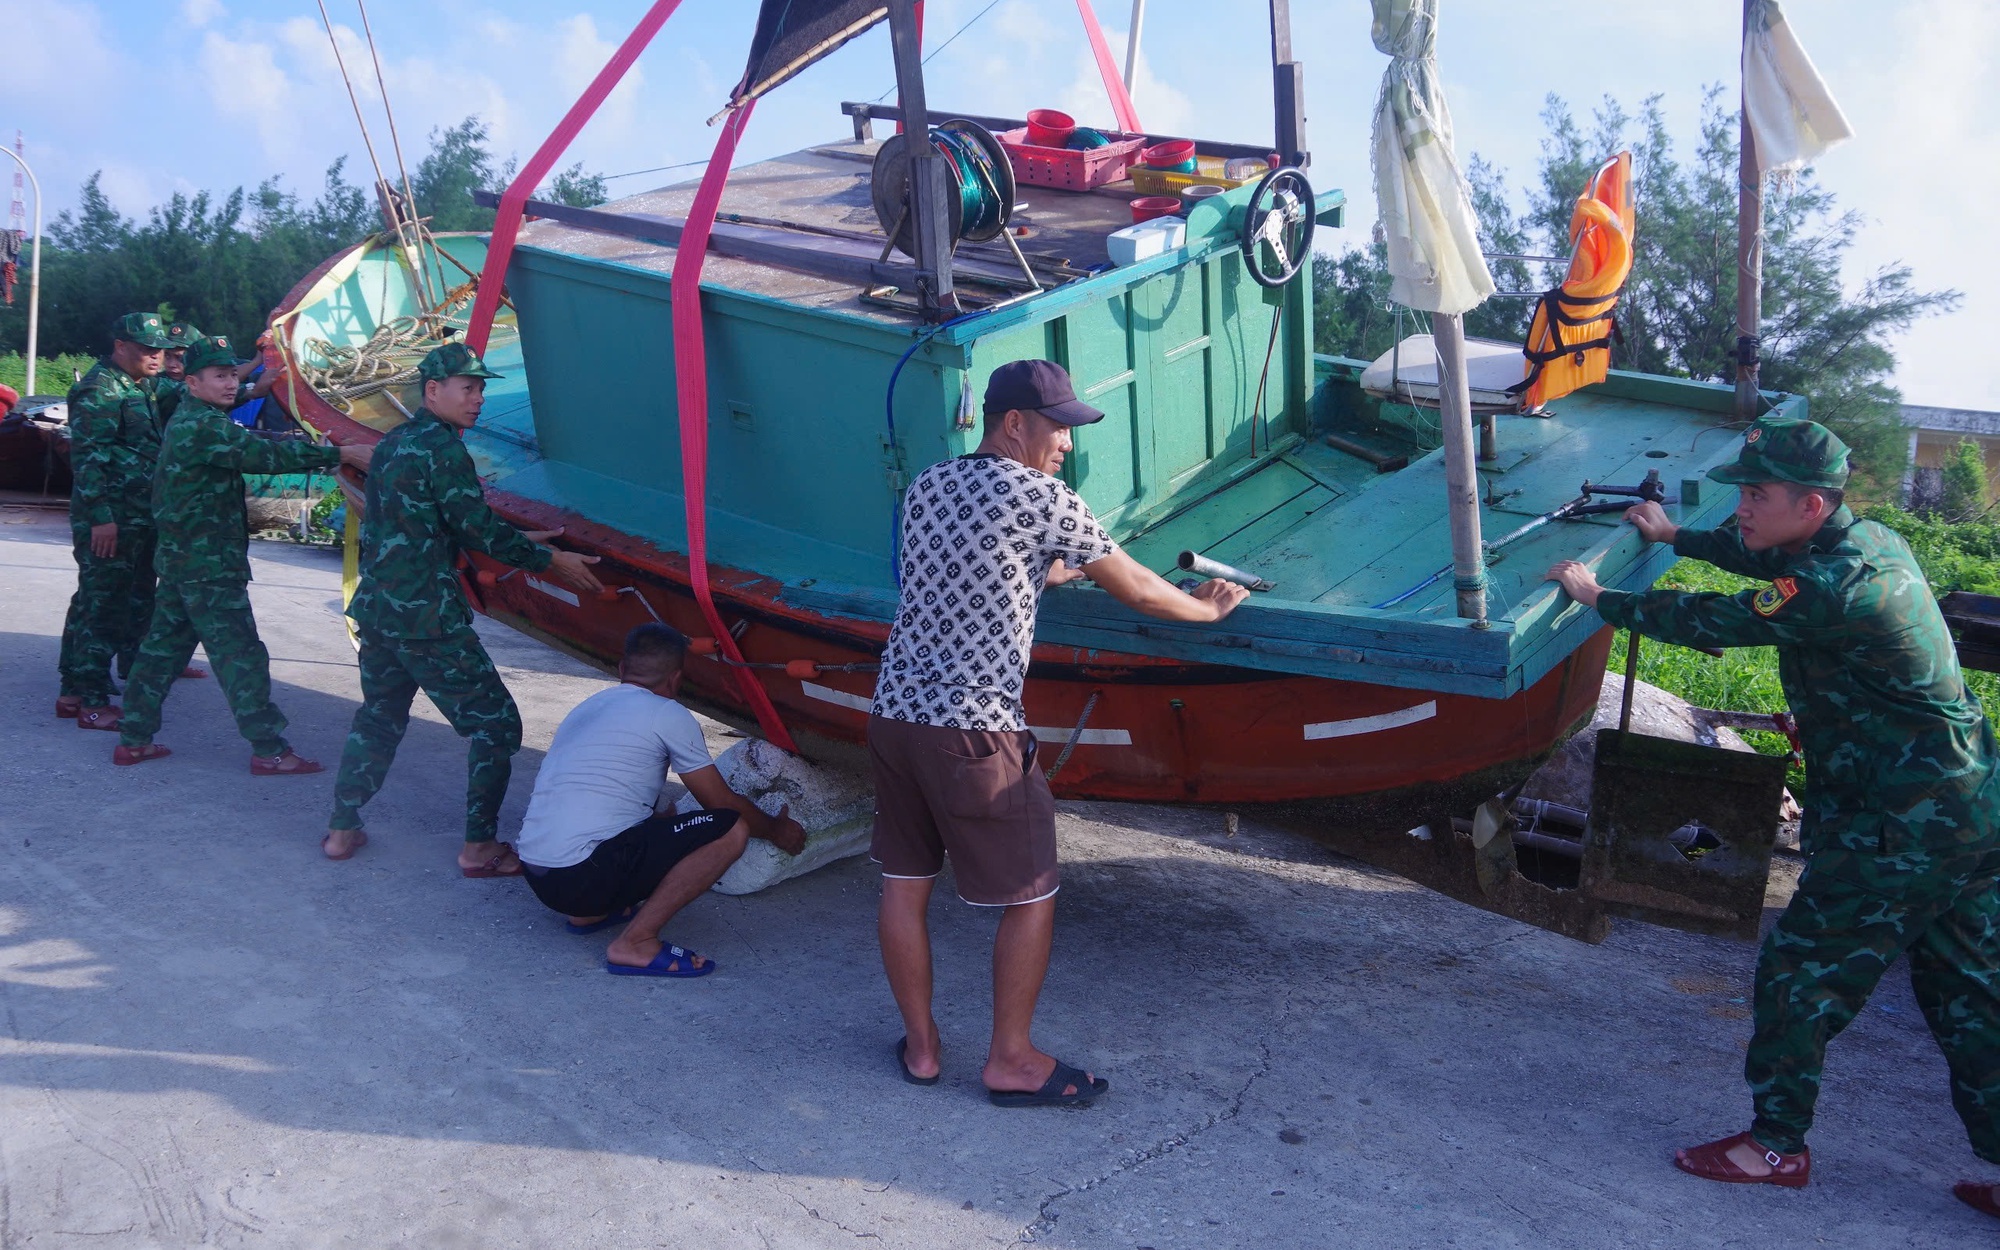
[516,140,1184,324]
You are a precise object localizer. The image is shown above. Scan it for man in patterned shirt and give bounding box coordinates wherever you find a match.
[872,359,1249,1107]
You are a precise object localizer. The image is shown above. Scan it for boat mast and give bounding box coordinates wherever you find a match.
[886,0,955,320]
[1270,0,1308,168]
[1733,0,1762,420]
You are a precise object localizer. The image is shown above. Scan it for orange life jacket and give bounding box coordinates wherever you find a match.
[1517,152,1635,410]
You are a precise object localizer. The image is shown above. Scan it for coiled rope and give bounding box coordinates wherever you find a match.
[294,279,518,413]
[930,126,1007,242]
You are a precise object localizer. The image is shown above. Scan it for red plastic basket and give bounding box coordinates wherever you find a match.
[996,127,1147,191]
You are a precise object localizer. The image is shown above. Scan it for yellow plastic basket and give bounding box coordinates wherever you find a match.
[1126,157,1255,196]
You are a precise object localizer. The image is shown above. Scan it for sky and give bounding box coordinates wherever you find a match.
[5,0,1996,410]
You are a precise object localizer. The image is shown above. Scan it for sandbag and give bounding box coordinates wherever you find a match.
[670,738,875,895]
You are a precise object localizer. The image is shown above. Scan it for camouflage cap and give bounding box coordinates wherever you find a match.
[1708,416,1851,491]
[182,335,245,374]
[165,322,204,348]
[416,342,503,383]
[110,311,174,349]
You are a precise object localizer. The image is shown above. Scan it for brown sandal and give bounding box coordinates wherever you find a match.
[76,705,122,732]
[112,743,173,767]
[251,750,324,776]
[1674,1132,1810,1188]
[460,842,525,878]
[55,695,81,718]
[1956,1181,2000,1220]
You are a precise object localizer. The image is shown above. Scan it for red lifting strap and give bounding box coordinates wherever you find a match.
[671,101,800,754]
[1074,0,1143,134]
[466,0,685,353]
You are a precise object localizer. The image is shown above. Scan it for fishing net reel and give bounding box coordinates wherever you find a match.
[870,119,1017,257]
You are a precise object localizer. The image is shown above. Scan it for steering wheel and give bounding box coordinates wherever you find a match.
[1240,167,1316,288]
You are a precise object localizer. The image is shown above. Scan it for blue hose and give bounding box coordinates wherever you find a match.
[883,309,984,589]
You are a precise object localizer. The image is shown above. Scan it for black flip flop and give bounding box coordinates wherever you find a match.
[987,1060,1107,1108]
[897,1037,940,1086]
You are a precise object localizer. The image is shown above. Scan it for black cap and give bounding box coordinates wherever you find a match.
[982,359,1104,426]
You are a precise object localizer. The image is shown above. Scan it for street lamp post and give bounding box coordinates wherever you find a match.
[3,141,43,399]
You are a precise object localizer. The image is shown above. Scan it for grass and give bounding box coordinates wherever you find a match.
[1610,546,2000,788]
[0,353,96,399]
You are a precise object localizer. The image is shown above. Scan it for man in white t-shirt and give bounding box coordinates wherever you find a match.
[516,623,804,977]
[870,359,1249,1106]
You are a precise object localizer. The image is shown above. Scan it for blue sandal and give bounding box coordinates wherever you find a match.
[605,944,714,978]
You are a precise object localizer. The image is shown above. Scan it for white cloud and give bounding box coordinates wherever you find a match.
[181,0,225,29]
[198,30,299,156]
[2,0,117,96]
[554,14,645,144]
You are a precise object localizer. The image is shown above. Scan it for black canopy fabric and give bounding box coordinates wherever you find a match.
[731,0,890,106]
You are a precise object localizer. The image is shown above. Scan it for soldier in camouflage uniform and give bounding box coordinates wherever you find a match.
[149,321,201,423]
[113,336,372,771]
[324,343,602,870]
[58,313,174,729]
[1548,416,2000,1213]
[153,322,272,424]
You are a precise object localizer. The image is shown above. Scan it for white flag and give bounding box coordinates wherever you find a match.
[1742,0,1854,175]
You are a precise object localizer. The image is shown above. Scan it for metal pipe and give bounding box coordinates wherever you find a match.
[1734,0,1763,420]
[1619,630,1641,732]
[2,139,40,398]
[1122,0,1147,92]
[1432,312,1487,622]
[1324,433,1407,472]
[1511,826,1583,859]
[1178,550,1273,592]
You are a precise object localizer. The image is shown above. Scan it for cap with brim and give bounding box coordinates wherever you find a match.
[1707,415,1850,490]
[111,312,174,350]
[982,358,1104,427]
[165,322,204,348]
[182,336,246,374]
[417,342,504,383]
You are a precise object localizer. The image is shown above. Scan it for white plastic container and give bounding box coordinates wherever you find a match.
[1106,216,1187,267]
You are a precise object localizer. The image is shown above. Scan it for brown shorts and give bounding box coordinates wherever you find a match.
[866,714,1059,906]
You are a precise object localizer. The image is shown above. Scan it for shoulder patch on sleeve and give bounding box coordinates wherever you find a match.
[1752,576,1799,617]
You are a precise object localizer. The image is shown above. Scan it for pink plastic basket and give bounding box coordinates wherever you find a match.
[996,127,1147,192]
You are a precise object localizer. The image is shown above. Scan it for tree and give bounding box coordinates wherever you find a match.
[1314,89,1960,500]
[0,119,608,357]
[1940,438,1992,522]
[413,118,508,232]
[548,162,609,208]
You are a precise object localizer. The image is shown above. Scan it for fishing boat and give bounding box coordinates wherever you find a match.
[268,0,1790,819]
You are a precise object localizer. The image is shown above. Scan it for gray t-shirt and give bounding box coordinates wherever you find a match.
[516,684,715,867]
[871,453,1118,732]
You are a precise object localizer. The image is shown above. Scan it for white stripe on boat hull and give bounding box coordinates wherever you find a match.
[1303,701,1437,741]
[799,682,1132,746]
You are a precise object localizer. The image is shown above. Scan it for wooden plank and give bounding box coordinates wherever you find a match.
[1037,584,1511,663]
[1120,462,1318,574]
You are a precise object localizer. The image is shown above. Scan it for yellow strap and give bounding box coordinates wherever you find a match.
[342,500,361,652]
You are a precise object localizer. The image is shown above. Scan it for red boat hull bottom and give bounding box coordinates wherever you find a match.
[467,551,1612,806]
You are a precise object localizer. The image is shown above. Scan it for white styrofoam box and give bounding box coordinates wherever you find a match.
[1106,217,1187,267]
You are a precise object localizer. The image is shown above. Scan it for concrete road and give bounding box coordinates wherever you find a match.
[0,502,1990,1249]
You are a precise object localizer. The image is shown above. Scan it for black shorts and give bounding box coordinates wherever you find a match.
[523,808,738,918]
